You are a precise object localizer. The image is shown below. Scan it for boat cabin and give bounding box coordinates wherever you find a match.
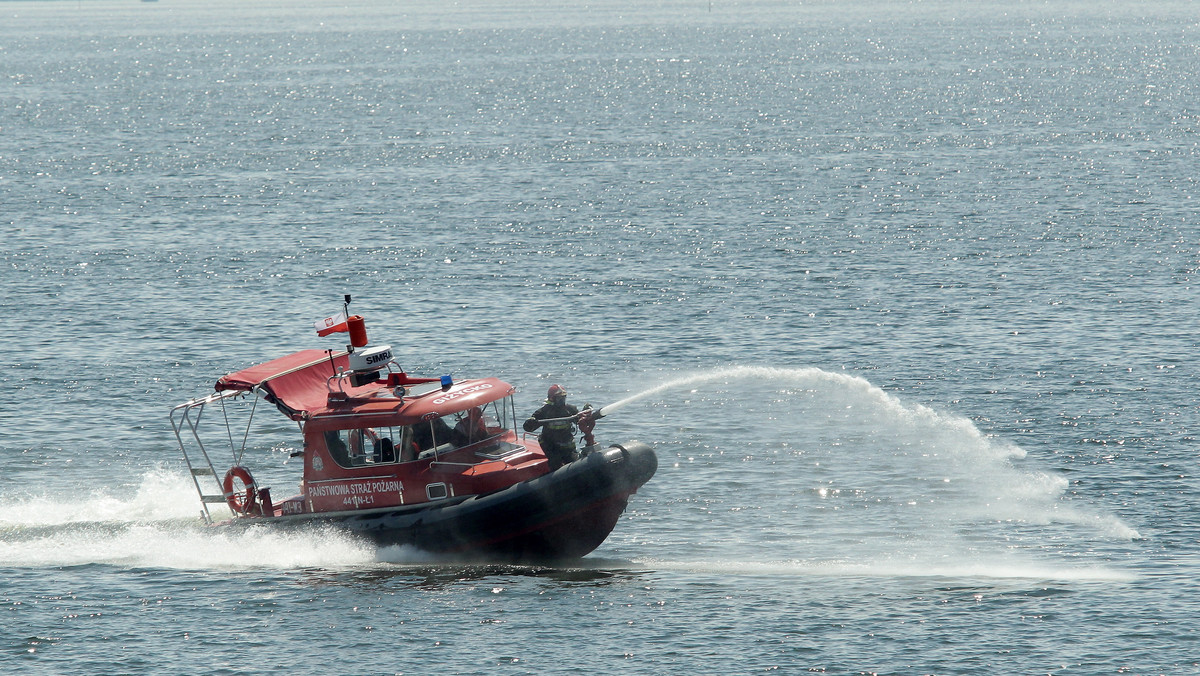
[172,347,549,523]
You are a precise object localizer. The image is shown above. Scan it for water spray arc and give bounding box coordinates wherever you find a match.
[585,365,1139,543]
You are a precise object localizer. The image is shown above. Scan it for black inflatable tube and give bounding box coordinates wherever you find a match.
[329,441,657,561]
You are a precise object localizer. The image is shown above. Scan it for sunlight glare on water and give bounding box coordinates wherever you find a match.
[1,0,1195,672]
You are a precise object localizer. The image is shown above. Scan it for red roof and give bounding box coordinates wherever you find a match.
[216,349,359,420]
[215,349,514,423]
[400,378,515,421]
[216,349,340,392]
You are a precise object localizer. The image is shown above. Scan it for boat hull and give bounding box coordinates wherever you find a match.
[250,442,656,562]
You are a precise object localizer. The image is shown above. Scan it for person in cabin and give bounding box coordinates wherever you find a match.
[324,430,351,466]
[452,407,489,447]
[411,416,453,453]
[523,384,582,471]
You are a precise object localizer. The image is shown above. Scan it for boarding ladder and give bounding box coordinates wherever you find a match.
[170,389,257,523]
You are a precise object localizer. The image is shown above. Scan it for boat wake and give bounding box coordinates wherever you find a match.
[0,467,205,528]
[0,468,399,570]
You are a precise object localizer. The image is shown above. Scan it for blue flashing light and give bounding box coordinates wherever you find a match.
[440,374,453,391]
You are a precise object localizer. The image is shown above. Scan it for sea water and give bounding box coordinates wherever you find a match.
[1,0,1197,673]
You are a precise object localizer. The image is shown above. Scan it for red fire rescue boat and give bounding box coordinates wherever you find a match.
[171,306,656,562]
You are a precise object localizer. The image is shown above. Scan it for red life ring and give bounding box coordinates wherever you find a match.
[223,466,258,515]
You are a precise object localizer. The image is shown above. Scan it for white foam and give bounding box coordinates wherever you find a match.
[0,468,383,570]
[0,466,208,527]
[0,521,377,570]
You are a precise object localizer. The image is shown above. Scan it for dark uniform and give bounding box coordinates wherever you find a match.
[412,415,452,452]
[524,385,579,471]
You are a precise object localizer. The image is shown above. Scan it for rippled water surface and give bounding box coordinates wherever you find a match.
[2,0,1198,673]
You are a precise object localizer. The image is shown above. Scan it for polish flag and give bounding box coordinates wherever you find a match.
[314,311,348,336]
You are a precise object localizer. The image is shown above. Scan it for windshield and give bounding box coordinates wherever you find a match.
[324,395,515,468]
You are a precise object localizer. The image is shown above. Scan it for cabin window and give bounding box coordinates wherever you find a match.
[412,400,511,456]
[324,426,412,468]
[411,416,453,455]
[446,398,510,449]
[409,412,488,455]
[322,418,475,468]
[321,396,517,468]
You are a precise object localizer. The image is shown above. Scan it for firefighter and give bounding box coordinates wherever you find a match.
[523,384,581,470]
